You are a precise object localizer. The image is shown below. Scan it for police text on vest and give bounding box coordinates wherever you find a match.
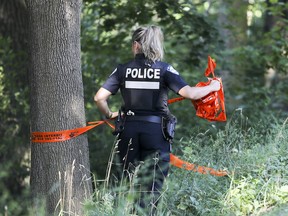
[126,68,160,79]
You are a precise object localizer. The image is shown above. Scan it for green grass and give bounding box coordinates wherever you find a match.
[85,115,288,215]
[261,203,288,216]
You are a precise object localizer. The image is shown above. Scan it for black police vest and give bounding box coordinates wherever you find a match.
[119,55,169,116]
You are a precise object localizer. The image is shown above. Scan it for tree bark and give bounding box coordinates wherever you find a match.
[25,0,92,215]
[264,0,288,33]
[0,0,28,51]
[217,0,249,108]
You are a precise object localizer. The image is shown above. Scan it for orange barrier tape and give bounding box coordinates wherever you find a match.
[168,56,227,122]
[31,121,107,143]
[170,154,228,177]
[192,77,226,121]
[31,119,228,176]
[192,56,227,121]
[167,96,185,104]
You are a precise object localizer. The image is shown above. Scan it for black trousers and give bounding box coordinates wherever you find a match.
[116,120,170,214]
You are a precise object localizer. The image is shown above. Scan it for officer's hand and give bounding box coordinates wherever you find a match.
[110,111,119,119]
[209,79,221,91]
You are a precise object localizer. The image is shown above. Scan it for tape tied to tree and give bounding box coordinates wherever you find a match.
[31,121,109,143]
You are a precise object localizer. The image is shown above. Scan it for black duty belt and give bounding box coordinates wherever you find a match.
[125,115,162,124]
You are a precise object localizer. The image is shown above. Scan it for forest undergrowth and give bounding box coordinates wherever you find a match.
[84,113,288,216]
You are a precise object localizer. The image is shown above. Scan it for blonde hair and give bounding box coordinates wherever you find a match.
[132,25,164,62]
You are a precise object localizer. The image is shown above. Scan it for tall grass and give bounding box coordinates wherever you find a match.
[84,113,288,216]
[164,113,288,216]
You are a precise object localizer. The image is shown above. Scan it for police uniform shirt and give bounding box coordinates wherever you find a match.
[102,54,188,115]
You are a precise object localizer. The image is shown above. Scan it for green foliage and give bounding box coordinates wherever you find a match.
[0,36,30,216]
[261,1,288,74]
[84,115,288,215]
[222,119,288,215]
[167,115,288,216]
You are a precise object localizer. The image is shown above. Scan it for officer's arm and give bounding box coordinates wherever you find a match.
[94,87,117,119]
[178,80,220,100]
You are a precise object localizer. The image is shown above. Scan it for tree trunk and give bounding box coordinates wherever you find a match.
[0,0,28,51]
[217,0,249,108]
[25,0,92,215]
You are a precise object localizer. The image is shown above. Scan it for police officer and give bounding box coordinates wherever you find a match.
[94,25,220,215]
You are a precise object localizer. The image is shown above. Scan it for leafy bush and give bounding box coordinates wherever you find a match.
[164,114,288,216]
